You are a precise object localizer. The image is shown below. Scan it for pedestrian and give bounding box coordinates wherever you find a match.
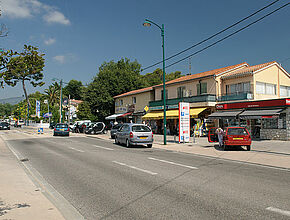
[215,127,225,147]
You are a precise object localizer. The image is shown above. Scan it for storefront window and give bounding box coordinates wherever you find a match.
[262,114,286,129]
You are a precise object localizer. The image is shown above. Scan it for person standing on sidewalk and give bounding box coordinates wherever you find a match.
[215,127,225,147]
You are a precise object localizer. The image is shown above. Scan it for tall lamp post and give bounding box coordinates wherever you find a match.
[52,78,63,123]
[143,19,167,145]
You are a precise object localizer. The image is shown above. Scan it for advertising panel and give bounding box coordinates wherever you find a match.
[36,100,41,118]
[179,102,190,143]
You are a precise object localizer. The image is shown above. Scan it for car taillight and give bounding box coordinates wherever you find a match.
[152,132,153,138]
[130,132,133,138]
[54,128,56,131]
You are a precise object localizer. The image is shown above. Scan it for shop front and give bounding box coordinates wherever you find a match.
[142,107,211,136]
[208,98,290,141]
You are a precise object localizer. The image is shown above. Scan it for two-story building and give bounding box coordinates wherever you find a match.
[113,86,154,123]
[112,61,290,140]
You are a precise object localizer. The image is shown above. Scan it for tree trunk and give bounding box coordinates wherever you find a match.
[22,79,31,108]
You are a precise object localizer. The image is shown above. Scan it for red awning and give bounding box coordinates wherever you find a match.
[117,112,132,118]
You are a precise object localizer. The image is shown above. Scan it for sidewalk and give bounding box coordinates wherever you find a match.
[88,133,290,169]
[0,135,65,220]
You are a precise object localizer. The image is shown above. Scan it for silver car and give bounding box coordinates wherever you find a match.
[115,123,153,148]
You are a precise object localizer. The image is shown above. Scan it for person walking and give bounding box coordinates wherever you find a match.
[216,127,225,148]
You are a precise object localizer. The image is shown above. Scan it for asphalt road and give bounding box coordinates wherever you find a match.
[4,132,290,220]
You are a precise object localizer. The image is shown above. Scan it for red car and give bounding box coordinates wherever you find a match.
[208,127,252,151]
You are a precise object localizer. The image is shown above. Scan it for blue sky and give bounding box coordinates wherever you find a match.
[0,0,290,99]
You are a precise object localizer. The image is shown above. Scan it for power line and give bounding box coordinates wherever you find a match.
[165,2,290,69]
[141,0,281,71]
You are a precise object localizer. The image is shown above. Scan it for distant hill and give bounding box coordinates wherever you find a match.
[0,96,25,105]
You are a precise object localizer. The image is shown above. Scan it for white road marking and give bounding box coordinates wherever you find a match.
[113,161,158,175]
[68,147,84,153]
[94,145,114,151]
[148,157,198,170]
[266,207,290,217]
[170,151,290,172]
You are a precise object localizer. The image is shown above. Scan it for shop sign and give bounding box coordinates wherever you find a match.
[116,107,127,113]
[179,102,190,143]
[216,98,290,110]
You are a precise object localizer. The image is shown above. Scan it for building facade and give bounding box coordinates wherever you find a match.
[113,61,290,140]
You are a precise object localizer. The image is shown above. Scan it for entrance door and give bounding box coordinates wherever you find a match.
[208,127,218,142]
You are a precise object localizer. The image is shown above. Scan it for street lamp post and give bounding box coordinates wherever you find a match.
[143,19,167,145]
[52,78,64,123]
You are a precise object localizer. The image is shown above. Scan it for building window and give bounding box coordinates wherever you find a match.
[132,97,136,104]
[262,114,286,129]
[197,83,207,95]
[226,82,250,94]
[115,101,118,107]
[256,82,265,94]
[266,83,276,95]
[120,99,123,106]
[161,90,168,100]
[280,86,288,97]
[177,87,186,98]
[256,82,276,95]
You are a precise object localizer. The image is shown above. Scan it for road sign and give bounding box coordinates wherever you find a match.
[144,105,149,112]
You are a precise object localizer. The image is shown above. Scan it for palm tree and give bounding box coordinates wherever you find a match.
[44,82,60,106]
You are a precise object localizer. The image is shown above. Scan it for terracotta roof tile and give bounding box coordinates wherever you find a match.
[113,86,153,98]
[221,61,277,80]
[153,62,248,87]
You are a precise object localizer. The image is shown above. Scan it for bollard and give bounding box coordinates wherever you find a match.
[174,134,176,143]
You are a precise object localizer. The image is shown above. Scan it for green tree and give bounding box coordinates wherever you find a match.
[141,68,182,87]
[77,101,92,120]
[3,45,45,108]
[85,58,143,120]
[0,103,14,118]
[63,79,83,100]
[44,82,60,106]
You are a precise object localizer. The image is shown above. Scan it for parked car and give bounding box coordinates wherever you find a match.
[0,122,10,130]
[49,122,57,129]
[208,127,252,151]
[85,122,106,134]
[110,123,122,139]
[115,123,153,148]
[53,123,70,136]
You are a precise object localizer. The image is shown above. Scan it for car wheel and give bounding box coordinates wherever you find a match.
[147,144,152,148]
[126,139,131,148]
[246,145,251,151]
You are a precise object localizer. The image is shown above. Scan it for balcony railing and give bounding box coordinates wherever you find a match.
[149,94,216,108]
[217,92,253,102]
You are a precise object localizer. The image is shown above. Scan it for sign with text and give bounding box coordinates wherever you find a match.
[36,100,41,118]
[179,102,190,143]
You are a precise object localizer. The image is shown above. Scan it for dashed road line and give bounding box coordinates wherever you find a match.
[266,207,290,217]
[94,145,114,151]
[113,161,158,175]
[148,157,198,170]
[68,147,84,153]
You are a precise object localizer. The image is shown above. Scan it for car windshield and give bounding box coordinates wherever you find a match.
[56,124,68,128]
[112,124,122,129]
[227,128,248,135]
[132,125,151,132]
